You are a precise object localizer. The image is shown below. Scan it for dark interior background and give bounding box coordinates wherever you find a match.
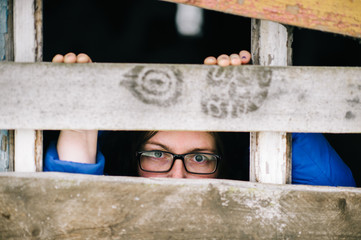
[43,0,361,186]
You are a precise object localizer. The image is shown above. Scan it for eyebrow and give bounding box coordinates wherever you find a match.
[144,141,216,153]
[144,142,169,151]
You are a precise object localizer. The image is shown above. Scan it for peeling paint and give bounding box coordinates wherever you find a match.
[0,130,10,172]
[164,0,361,38]
[286,4,300,15]
[1,134,7,151]
[0,0,8,60]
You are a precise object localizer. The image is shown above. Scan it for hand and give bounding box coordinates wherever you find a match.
[204,50,251,67]
[52,52,92,63]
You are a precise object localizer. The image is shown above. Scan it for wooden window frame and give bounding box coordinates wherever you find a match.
[1,0,361,238]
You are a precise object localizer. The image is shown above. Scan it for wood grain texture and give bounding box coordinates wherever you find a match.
[13,0,36,62]
[0,0,13,172]
[14,130,36,172]
[0,172,360,239]
[0,62,361,133]
[250,132,292,184]
[250,20,292,184]
[8,129,13,171]
[0,130,10,171]
[34,0,42,62]
[34,130,42,172]
[0,0,12,61]
[13,0,43,172]
[251,19,291,67]
[165,0,361,38]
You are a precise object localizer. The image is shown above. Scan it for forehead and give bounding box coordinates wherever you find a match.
[145,131,216,153]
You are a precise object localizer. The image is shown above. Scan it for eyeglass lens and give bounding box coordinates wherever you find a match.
[139,151,217,174]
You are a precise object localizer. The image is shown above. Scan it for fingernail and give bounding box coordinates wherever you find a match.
[241,56,247,59]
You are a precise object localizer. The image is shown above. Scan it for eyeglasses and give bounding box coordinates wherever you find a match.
[137,150,220,175]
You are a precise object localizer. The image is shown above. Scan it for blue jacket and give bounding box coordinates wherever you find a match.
[44,133,356,187]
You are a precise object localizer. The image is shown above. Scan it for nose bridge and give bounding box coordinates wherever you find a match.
[173,154,185,161]
[168,156,187,178]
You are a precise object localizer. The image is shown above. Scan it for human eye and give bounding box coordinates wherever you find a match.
[143,151,165,159]
[194,154,207,163]
[185,153,218,174]
[188,153,213,164]
[140,151,172,172]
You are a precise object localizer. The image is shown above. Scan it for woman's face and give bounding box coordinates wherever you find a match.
[138,131,218,178]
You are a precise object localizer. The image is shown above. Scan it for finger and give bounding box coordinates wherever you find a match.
[204,56,217,65]
[77,53,92,63]
[64,52,77,63]
[217,54,230,67]
[230,53,242,66]
[239,50,251,64]
[52,54,64,63]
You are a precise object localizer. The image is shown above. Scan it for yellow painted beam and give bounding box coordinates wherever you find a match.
[165,0,361,38]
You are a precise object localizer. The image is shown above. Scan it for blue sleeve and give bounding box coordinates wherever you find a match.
[292,133,356,187]
[44,141,105,175]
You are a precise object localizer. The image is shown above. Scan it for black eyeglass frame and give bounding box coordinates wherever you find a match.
[136,150,221,175]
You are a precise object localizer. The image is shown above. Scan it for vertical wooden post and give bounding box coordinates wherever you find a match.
[13,0,43,172]
[0,0,14,172]
[250,19,292,184]
[0,130,10,171]
[34,0,43,172]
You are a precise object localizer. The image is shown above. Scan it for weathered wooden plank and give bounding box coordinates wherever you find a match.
[0,130,10,171]
[250,19,293,67]
[0,62,361,133]
[0,0,13,172]
[164,0,361,38]
[13,0,36,62]
[13,0,42,172]
[34,0,43,172]
[14,130,36,172]
[8,129,13,171]
[250,132,292,184]
[34,129,42,171]
[34,0,42,62]
[250,20,292,184]
[0,172,360,239]
[0,0,13,61]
